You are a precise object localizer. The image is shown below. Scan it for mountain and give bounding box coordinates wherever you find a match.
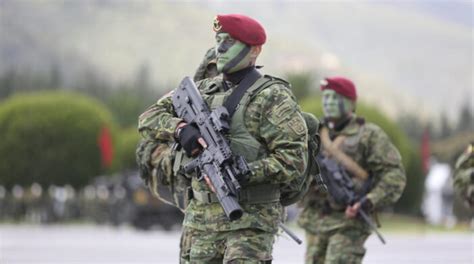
[0,0,472,121]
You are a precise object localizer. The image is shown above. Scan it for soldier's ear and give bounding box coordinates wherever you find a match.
[250,45,262,59]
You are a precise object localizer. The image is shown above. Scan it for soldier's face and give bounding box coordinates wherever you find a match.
[215,32,253,73]
[322,89,354,120]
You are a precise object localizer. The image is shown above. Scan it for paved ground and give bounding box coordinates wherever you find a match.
[0,224,472,263]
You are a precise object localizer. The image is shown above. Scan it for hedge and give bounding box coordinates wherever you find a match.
[114,127,141,171]
[0,92,117,188]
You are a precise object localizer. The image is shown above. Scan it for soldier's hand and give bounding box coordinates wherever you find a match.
[204,175,216,193]
[345,202,361,219]
[176,122,208,157]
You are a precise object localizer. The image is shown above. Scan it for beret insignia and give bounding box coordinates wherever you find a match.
[213,16,222,32]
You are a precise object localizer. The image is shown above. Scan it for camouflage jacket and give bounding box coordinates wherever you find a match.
[453,143,473,209]
[138,74,308,233]
[298,116,406,233]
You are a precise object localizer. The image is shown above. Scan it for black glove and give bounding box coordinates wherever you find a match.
[177,123,202,157]
[359,196,374,212]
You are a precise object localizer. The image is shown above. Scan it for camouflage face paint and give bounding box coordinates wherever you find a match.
[215,33,252,73]
[322,89,353,120]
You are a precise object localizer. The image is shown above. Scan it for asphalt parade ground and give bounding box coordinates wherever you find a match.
[0,224,472,264]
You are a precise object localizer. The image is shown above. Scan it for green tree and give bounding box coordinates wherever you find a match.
[285,72,315,102]
[439,111,452,139]
[456,98,473,133]
[397,112,424,143]
[114,127,141,171]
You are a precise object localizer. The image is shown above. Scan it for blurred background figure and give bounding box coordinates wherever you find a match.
[0,185,7,222]
[422,158,456,227]
[10,185,26,221]
[24,183,44,223]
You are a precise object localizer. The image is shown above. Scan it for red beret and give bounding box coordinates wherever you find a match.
[213,14,266,46]
[320,76,357,101]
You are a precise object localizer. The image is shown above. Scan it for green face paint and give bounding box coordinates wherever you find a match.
[215,33,252,73]
[322,89,354,120]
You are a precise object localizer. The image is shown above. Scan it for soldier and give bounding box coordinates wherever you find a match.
[453,142,473,210]
[298,76,406,264]
[138,14,308,263]
[0,185,6,220]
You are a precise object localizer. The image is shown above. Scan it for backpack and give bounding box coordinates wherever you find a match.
[136,138,189,211]
[280,111,321,206]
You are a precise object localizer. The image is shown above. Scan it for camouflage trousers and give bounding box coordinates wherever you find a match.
[304,227,370,264]
[179,226,274,264]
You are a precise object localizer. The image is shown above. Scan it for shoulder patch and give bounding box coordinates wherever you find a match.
[288,115,306,136]
[386,148,402,163]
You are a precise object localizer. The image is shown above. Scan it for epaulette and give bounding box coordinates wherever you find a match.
[263,74,290,86]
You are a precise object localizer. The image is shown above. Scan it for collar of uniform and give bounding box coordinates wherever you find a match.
[224,66,255,85]
[325,115,360,137]
[339,115,360,136]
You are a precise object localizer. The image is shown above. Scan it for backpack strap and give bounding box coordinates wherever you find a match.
[320,127,369,181]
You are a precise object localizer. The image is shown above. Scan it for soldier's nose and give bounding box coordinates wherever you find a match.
[217,44,228,53]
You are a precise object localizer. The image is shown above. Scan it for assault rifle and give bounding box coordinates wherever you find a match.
[172,77,249,221]
[318,155,386,244]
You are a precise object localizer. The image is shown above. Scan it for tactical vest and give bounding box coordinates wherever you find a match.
[321,119,373,211]
[172,75,283,205]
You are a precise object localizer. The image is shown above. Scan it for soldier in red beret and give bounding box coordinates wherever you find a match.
[298,76,406,263]
[319,76,357,129]
[213,14,266,75]
[138,14,310,263]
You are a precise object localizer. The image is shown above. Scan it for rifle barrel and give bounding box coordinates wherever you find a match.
[279,223,302,245]
[358,210,386,244]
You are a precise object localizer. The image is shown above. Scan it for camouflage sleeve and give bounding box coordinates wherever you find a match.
[193,47,217,82]
[247,85,308,184]
[453,145,474,206]
[364,125,406,208]
[137,91,183,142]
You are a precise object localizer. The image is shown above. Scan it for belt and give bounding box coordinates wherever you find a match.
[192,184,280,205]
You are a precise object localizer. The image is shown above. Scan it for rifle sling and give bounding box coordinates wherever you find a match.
[320,127,369,181]
[223,68,262,119]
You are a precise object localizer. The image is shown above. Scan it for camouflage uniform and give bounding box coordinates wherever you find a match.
[298,116,406,264]
[453,143,473,210]
[139,75,308,263]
